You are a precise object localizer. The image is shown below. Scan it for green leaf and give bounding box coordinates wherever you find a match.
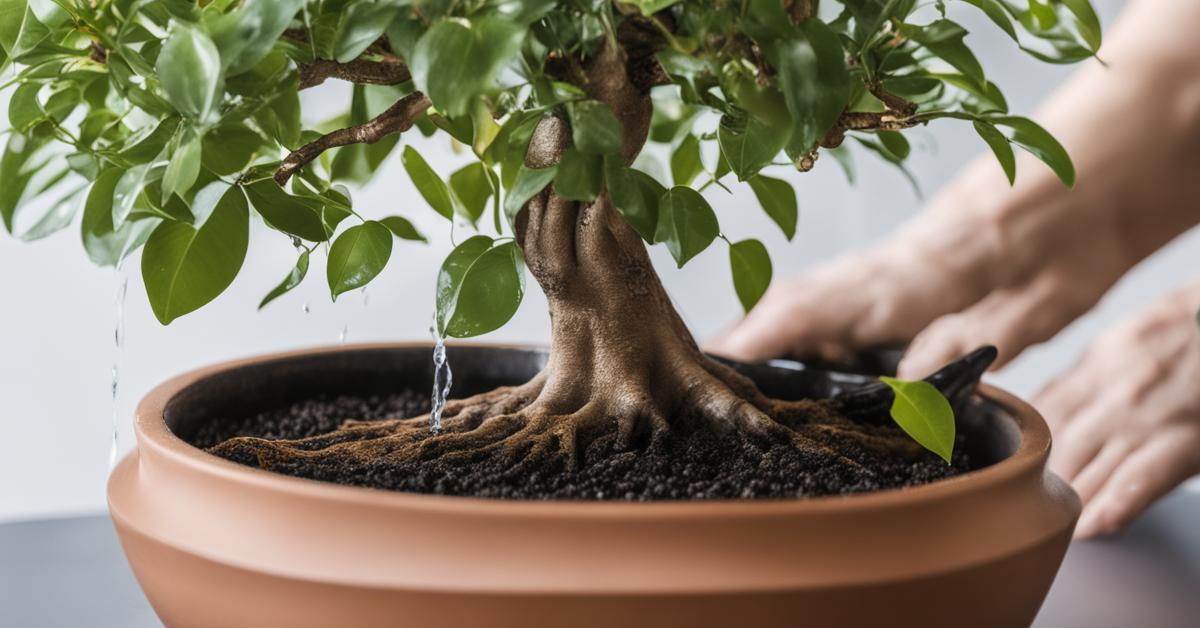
[449,162,493,224]
[81,169,156,267]
[444,241,526,338]
[606,158,663,243]
[436,235,494,334]
[141,186,249,324]
[1061,0,1102,52]
[554,148,602,202]
[411,17,524,118]
[717,117,789,181]
[989,115,1075,187]
[0,132,47,233]
[655,186,719,268]
[568,100,624,155]
[156,22,222,120]
[334,0,406,63]
[729,239,772,312]
[878,130,911,160]
[8,82,43,132]
[244,180,339,242]
[201,123,263,176]
[670,134,703,186]
[401,145,454,220]
[380,215,427,242]
[504,164,557,225]
[747,175,797,240]
[972,120,1015,185]
[112,162,157,229]
[903,20,985,87]
[209,0,305,76]
[19,186,83,242]
[961,0,1018,42]
[327,220,393,299]
[879,376,956,463]
[161,133,202,203]
[259,249,310,310]
[624,0,681,14]
[759,19,849,156]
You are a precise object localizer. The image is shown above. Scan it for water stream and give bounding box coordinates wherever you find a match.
[430,326,453,434]
[109,264,128,469]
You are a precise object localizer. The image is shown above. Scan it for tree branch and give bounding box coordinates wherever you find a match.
[274,91,432,185]
[297,56,412,90]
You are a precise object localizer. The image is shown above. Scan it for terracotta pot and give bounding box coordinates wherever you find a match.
[108,343,1079,628]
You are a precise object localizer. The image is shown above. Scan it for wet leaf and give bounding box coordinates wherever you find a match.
[334,0,406,63]
[327,220,393,298]
[880,376,956,463]
[401,145,454,220]
[449,162,493,224]
[411,17,523,118]
[504,164,557,225]
[444,241,526,338]
[156,22,222,120]
[82,169,156,267]
[380,215,427,242]
[717,117,788,182]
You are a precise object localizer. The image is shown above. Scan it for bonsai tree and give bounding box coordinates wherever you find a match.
[0,0,1097,468]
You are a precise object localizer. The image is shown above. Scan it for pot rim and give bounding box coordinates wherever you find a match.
[133,342,1051,519]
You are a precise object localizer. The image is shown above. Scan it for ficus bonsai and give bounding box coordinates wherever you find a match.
[0,0,1097,474]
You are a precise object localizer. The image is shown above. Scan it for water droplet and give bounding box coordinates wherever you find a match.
[109,266,129,469]
[339,324,348,345]
[430,326,453,434]
[301,302,310,314]
[362,289,370,307]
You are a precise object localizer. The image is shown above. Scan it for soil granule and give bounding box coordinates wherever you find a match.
[198,390,971,500]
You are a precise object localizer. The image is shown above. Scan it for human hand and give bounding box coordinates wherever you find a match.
[1035,282,1200,539]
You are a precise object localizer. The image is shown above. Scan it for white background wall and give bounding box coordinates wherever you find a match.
[5,0,1196,522]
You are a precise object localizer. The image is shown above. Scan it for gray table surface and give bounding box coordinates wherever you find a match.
[2,489,1197,628]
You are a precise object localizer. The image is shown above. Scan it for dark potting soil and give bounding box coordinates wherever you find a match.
[199,390,971,500]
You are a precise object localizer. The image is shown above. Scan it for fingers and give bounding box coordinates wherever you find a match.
[897,270,1091,378]
[1074,426,1200,539]
[705,282,843,362]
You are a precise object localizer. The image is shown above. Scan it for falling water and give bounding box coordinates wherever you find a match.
[430,326,453,434]
[301,302,310,314]
[109,265,129,469]
[339,324,348,345]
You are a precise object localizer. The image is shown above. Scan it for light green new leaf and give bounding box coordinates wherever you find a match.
[879,376,956,463]
[259,249,310,310]
[142,186,249,324]
[380,215,427,242]
[503,164,557,225]
[327,220,393,299]
[401,145,454,220]
[728,239,772,312]
[670,134,702,186]
[156,22,222,120]
[989,115,1075,187]
[747,175,797,240]
[655,186,719,268]
[568,100,624,155]
[112,162,158,229]
[8,82,43,132]
[554,148,602,202]
[444,241,526,338]
[334,0,407,63]
[209,0,305,76]
[973,120,1016,184]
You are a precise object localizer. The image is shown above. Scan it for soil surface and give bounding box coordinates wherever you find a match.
[199,390,971,500]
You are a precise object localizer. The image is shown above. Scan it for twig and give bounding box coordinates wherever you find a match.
[297,56,412,90]
[274,91,432,184]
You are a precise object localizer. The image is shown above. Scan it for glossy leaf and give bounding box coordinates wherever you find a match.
[259,249,310,310]
[444,241,526,338]
[243,180,337,242]
[401,145,454,220]
[436,235,494,335]
[504,164,557,225]
[670,134,702,186]
[655,186,719,268]
[606,158,663,243]
[156,22,222,120]
[449,162,493,224]
[989,115,1075,187]
[334,0,406,63]
[161,133,202,203]
[141,186,249,324]
[717,118,788,182]
[327,220,393,298]
[747,175,797,240]
[81,169,155,267]
[879,376,956,463]
[728,239,772,312]
[903,20,985,87]
[761,19,849,156]
[973,120,1016,184]
[554,148,602,202]
[411,17,523,118]
[380,215,427,242]
[209,0,305,76]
